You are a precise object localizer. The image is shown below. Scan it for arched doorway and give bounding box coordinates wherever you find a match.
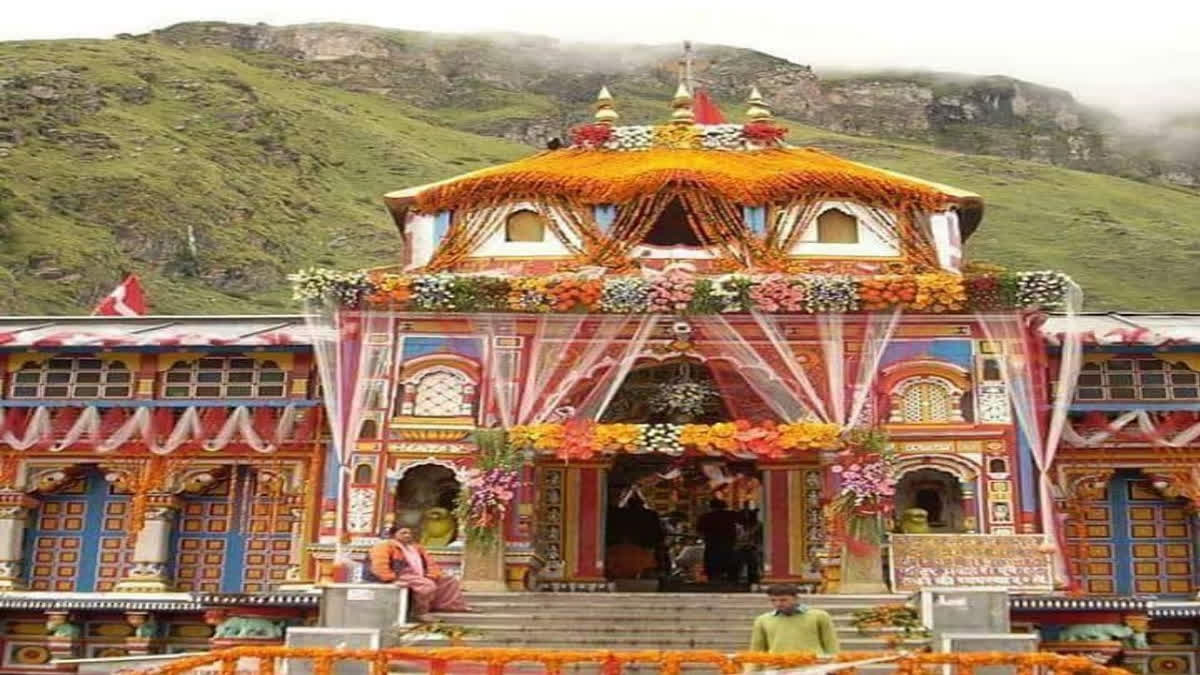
[394,464,462,548]
[598,358,763,591]
[894,468,966,533]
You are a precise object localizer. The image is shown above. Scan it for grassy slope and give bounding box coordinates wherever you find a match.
[1,39,1198,313]
[0,39,528,314]
[778,123,1200,309]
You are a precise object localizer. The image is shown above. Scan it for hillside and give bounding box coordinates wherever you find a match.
[1,29,1199,313]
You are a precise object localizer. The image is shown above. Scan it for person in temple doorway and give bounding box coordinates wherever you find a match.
[748,584,839,665]
[696,498,740,582]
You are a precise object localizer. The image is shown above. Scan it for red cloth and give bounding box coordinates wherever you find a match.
[693,89,726,124]
[93,274,147,316]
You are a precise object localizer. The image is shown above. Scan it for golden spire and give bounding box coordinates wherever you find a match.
[745,86,773,122]
[671,82,695,125]
[594,86,619,126]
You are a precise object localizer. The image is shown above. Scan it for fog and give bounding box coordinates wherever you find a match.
[4,0,1199,122]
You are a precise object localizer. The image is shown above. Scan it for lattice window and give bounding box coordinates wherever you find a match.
[162,357,287,399]
[412,370,469,417]
[10,357,132,399]
[1074,358,1200,401]
[899,381,952,423]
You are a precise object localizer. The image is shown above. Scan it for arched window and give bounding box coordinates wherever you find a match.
[353,464,374,484]
[10,357,132,399]
[505,209,547,242]
[899,381,952,423]
[816,208,859,244]
[162,357,286,399]
[412,370,470,417]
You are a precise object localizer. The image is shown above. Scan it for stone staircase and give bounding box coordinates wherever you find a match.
[418,592,925,672]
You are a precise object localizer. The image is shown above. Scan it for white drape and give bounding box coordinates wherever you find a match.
[0,405,304,453]
[573,316,658,421]
[694,314,815,421]
[974,281,1083,583]
[1062,409,1200,447]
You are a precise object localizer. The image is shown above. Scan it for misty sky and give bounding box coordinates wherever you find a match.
[5,0,1199,120]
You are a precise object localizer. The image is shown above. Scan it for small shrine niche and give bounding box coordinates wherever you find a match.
[894,468,966,533]
[394,464,462,548]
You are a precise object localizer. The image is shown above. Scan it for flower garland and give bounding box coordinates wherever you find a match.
[146,645,1138,675]
[566,123,790,152]
[828,429,897,519]
[508,420,842,460]
[295,269,1073,313]
[454,430,527,548]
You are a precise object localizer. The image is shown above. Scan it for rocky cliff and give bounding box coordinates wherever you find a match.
[148,22,1199,186]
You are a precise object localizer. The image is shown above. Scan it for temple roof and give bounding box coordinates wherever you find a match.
[0,315,308,349]
[385,146,984,239]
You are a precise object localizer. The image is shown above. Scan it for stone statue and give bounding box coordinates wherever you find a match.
[47,621,81,639]
[1056,623,1148,649]
[213,616,284,640]
[135,618,159,639]
[420,507,458,548]
[899,508,931,534]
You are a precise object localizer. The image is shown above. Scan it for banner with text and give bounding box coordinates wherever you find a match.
[890,534,1054,592]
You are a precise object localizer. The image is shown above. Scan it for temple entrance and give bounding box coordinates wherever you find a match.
[894,468,966,533]
[604,455,762,592]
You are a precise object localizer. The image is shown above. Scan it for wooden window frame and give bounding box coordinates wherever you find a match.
[9,357,133,399]
[161,356,288,399]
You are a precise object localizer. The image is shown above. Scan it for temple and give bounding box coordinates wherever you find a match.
[0,82,1196,673]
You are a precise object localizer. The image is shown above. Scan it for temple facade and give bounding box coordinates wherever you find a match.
[0,85,1195,673]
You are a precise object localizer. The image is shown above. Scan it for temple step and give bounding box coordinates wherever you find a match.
[427,592,925,656]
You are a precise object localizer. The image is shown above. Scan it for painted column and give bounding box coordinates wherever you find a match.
[115,494,179,592]
[961,478,979,533]
[0,490,39,590]
[762,466,791,584]
[566,463,606,584]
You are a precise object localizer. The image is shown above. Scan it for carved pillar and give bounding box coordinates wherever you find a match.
[0,490,39,590]
[115,494,179,592]
[961,479,978,533]
[1060,470,1115,594]
[278,504,314,589]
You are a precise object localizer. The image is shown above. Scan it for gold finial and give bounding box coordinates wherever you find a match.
[594,86,619,126]
[671,82,695,124]
[745,86,773,122]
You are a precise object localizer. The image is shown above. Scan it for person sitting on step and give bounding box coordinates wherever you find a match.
[363,525,474,622]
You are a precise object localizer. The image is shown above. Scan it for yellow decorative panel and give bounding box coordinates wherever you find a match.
[1165,544,1191,558]
[1166,562,1190,575]
[1147,632,1189,646]
[1162,507,1186,522]
[1163,524,1188,538]
[1129,506,1155,521]
[1085,507,1109,521]
[1088,579,1114,593]
[1131,524,1157,538]
[1086,544,1112,557]
[1132,544,1158,557]
[1086,562,1113,575]
[1135,579,1162,593]
[1134,562,1160,575]
[1166,579,1192,593]
[1086,524,1110,537]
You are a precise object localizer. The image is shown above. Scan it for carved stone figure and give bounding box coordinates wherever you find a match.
[420,507,457,548]
[213,616,284,639]
[135,618,159,639]
[1056,623,1147,649]
[899,508,931,534]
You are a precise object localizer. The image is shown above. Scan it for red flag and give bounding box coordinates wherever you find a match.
[93,275,147,316]
[693,89,726,124]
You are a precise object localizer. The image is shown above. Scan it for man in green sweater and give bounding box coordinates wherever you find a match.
[749,584,840,660]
